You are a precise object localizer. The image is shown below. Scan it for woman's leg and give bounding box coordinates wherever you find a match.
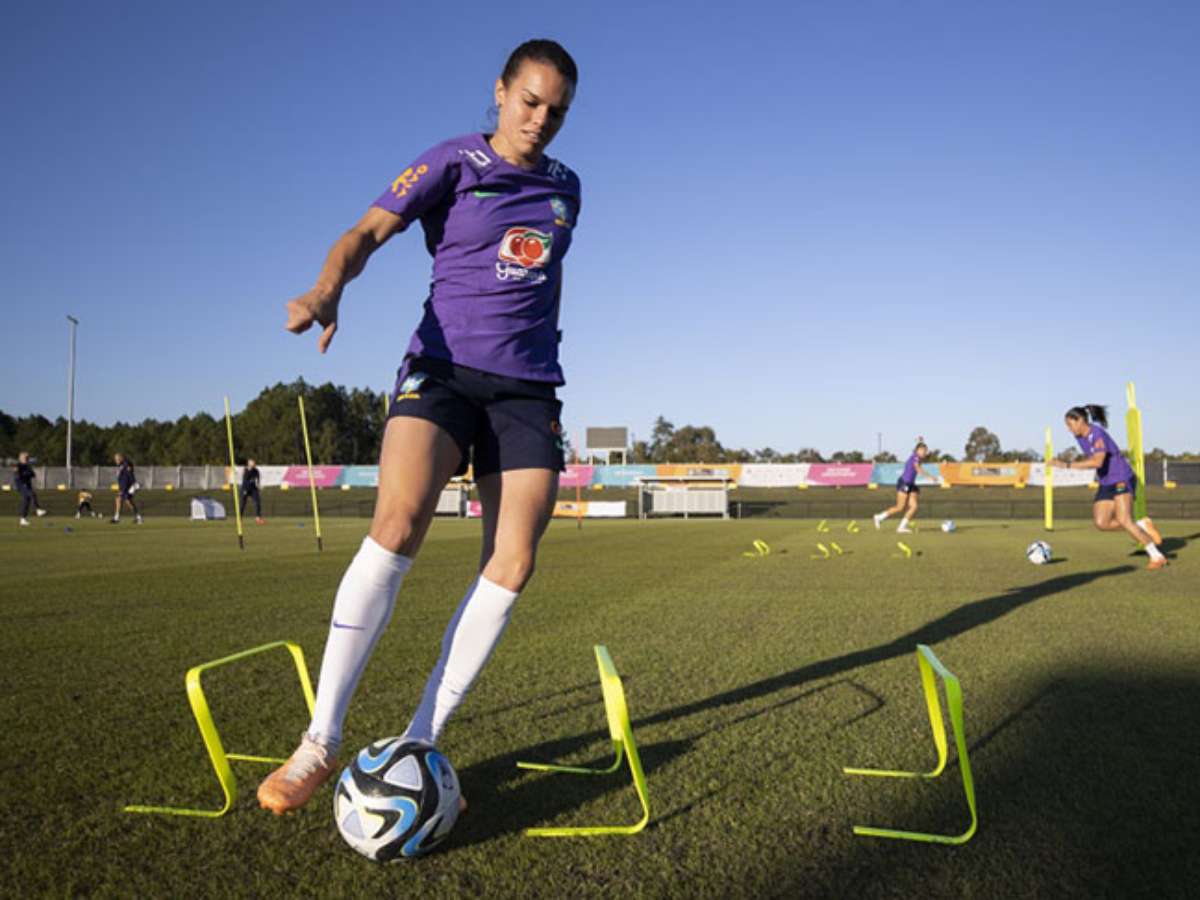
[405,467,558,745]
[258,417,461,813]
[875,491,909,528]
[1111,493,1166,565]
[1092,500,1122,531]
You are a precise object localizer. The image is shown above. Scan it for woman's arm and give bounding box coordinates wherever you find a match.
[285,206,405,353]
[1051,451,1106,470]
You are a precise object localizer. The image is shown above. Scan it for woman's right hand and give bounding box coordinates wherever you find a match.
[286,286,341,354]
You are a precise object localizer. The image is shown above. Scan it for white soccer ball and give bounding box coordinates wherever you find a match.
[1026,540,1052,565]
[334,737,461,862]
[940,520,956,533]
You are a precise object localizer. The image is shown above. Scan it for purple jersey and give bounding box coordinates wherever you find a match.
[372,133,581,384]
[901,453,919,483]
[1076,424,1133,485]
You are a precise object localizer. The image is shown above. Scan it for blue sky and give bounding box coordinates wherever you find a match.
[2,1,1197,457]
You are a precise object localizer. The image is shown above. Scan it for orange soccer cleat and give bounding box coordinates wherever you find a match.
[1147,556,1169,571]
[257,736,338,815]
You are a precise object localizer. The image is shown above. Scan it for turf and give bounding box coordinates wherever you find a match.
[2,515,1197,898]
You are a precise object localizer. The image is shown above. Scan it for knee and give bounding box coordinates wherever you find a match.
[370,509,422,556]
[483,548,536,592]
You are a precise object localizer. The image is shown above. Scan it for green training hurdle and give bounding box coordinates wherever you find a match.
[517,645,651,836]
[124,640,315,818]
[843,643,978,844]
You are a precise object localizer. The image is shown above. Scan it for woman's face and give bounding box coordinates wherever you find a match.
[916,446,928,460]
[493,61,573,164]
[1065,415,1087,437]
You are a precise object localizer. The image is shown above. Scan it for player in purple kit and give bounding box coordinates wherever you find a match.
[1050,404,1166,569]
[259,39,580,814]
[12,451,48,526]
[874,440,940,533]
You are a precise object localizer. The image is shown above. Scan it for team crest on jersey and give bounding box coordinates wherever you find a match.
[496,227,552,283]
[550,196,574,228]
[395,373,426,402]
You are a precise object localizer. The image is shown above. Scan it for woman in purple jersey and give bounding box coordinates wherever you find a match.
[260,40,581,815]
[874,440,940,533]
[1050,404,1166,570]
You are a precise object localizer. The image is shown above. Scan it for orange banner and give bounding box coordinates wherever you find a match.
[654,464,742,482]
[939,462,1030,486]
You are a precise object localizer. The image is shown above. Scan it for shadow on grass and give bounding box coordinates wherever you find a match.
[797,672,1200,899]
[458,565,1136,844]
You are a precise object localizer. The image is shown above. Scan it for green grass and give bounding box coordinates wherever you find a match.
[2,515,1197,898]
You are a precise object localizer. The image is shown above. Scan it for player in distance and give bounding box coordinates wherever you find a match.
[874,440,940,533]
[1051,404,1166,570]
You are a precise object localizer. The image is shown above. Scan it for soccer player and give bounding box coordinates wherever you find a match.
[1050,404,1166,569]
[12,451,48,526]
[109,453,143,525]
[258,39,581,815]
[874,440,939,533]
[76,489,96,518]
[240,458,264,524]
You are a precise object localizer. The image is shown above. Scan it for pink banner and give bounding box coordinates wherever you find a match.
[805,463,874,486]
[559,464,594,489]
[282,465,343,488]
[467,500,483,518]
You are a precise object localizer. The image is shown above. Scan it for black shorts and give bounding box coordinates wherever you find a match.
[1095,475,1136,503]
[897,479,919,495]
[387,357,565,479]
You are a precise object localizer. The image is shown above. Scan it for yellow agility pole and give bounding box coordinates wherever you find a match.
[1126,382,1148,521]
[297,395,324,552]
[843,644,978,844]
[124,640,315,818]
[223,396,244,551]
[517,645,651,836]
[1044,426,1054,532]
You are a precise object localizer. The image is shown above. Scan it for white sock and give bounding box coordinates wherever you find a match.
[1145,543,1164,561]
[1137,518,1154,533]
[898,517,911,529]
[405,576,519,745]
[876,511,891,521]
[307,536,412,751]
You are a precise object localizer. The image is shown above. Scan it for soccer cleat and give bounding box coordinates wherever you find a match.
[1147,556,1168,570]
[109,518,120,525]
[255,517,265,525]
[873,513,884,530]
[75,512,81,519]
[1139,518,1163,545]
[896,525,913,534]
[257,735,338,815]
[36,509,47,517]
[19,518,30,527]
[135,515,144,525]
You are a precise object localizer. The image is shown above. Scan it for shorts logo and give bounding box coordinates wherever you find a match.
[395,373,426,402]
[1116,482,1126,490]
[550,196,574,228]
[550,420,565,450]
[390,164,429,199]
[496,227,552,283]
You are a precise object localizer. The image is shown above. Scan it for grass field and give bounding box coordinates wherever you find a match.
[3,514,1197,898]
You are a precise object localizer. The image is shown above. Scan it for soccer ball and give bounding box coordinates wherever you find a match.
[334,738,461,862]
[940,520,956,533]
[1026,540,1052,565]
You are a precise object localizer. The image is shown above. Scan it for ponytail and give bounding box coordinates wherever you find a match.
[1065,404,1109,427]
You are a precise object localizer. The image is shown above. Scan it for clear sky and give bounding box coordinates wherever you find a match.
[3,0,1197,458]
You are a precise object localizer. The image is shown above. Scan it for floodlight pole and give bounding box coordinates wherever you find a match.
[66,315,79,484]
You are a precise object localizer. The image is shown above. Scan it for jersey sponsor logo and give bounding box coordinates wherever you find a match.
[473,190,503,198]
[390,164,430,199]
[499,227,552,268]
[550,196,574,227]
[458,148,493,170]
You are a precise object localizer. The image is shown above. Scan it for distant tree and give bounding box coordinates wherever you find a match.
[795,447,824,463]
[628,439,651,463]
[830,450,865,463]
[924,448,956,462]
[872,451,898,463]
[964,427,1002,462]
[756,447,780,463]
[1057,447,1081,463]
[649,416,675,463]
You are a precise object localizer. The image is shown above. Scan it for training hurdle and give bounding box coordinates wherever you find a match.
[517,645,650,836]
[124,640,315,818]
[843,644,978,844]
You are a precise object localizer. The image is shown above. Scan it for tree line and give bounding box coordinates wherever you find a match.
[2,391,1195,467]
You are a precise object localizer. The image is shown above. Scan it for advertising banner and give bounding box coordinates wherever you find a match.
[552,500,627,518]
[593,465,658,487]
[805,463,874,486]
[339,466,380,487]
[559,465,595,489]
[281,465,343,488]
[1026,464,1095,487]
[655,464,742,482]
[871,462,942,485]
[256,466,289,488]
[738,464,811,487]
[940,463,1029,486]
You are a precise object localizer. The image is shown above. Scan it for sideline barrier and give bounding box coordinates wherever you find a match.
[124,640,315,818]
[843,644,977,844]
[517,645,650,836]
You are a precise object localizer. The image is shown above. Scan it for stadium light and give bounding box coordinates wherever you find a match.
[66,315,79,483]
